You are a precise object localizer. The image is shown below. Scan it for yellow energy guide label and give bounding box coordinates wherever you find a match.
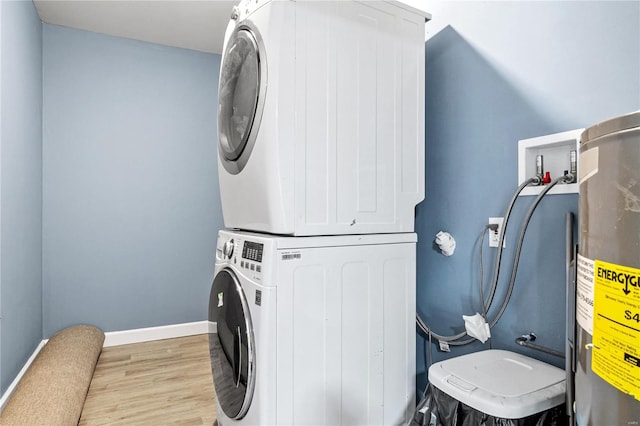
[592,259,640,400]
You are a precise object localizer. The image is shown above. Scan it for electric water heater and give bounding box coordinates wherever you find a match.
[575,111,640,424]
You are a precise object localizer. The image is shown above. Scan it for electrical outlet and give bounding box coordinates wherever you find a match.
[489,217,504,248]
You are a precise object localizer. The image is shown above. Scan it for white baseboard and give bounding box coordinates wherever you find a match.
[0,340,47,412]
[103,320,210,347]
[0,321,212,412]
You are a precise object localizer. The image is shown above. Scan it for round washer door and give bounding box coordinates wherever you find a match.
[208,268,255,419]
[218,24,266,175]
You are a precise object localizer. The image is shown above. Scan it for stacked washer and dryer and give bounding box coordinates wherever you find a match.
[209,1,430,424]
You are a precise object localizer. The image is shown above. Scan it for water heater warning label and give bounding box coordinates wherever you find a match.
[592,259,640,401]
[577,255,595,334]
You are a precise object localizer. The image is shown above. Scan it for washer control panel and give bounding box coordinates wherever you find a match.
[217,234,266,279]
[240,240,264,273]
[242,241,263,262]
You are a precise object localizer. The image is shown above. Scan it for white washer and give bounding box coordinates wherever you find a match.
[208,229,417,425]
[217,0,430,236]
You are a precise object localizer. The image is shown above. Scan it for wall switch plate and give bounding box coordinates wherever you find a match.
[489,217,504,248]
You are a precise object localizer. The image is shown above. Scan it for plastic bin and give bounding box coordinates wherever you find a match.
[412,350,567,426]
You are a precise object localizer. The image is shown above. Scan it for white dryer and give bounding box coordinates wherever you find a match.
[208,229,417,425]
[217,0,430,236]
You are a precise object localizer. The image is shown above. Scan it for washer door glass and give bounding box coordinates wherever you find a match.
[218,28,261,164]
[208,269,255,420]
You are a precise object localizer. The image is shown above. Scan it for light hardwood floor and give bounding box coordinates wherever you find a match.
[79,334,217,425]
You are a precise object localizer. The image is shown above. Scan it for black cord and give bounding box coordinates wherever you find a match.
[422,337,428,391]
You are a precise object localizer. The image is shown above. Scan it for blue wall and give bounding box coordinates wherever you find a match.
[0,0,43,393]
[416,0,640,392]
[1,0,637,400]
[42,25,223,337]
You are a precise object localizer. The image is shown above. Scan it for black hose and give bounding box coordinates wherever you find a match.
[478,226,490,319]
[515,336,565,358]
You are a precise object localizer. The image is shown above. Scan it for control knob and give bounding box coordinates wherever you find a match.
[222,239,235,259]
[230,6,240,20]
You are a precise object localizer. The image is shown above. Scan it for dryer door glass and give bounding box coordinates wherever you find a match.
[218,28,260,162]
[208,269,255,420]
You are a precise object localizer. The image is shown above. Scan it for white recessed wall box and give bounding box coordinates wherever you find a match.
[518,128,583,196]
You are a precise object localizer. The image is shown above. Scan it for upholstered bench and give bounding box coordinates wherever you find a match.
[0,325,104,426]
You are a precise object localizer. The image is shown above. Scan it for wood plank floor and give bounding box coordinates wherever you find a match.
[79,334,217,425]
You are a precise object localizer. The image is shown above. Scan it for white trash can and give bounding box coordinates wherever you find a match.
[414,349,567,425]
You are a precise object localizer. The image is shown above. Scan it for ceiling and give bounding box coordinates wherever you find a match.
[33,0,238,54]
[33,1,430,55]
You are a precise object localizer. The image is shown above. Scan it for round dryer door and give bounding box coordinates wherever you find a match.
[208,269,256,420]
[218,25,266,175]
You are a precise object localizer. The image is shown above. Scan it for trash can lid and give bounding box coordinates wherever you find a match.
[428,349,566,419]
